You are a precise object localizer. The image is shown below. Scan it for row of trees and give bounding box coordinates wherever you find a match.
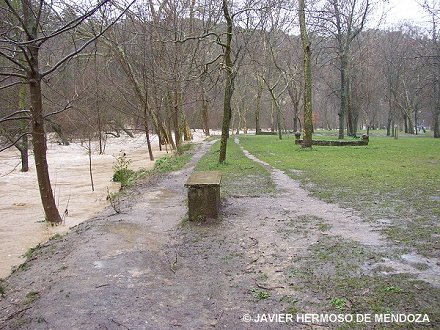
[1,0,439,223]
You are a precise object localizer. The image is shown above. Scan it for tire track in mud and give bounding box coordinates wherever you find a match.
[235,137,384,247]
[234,137,440,288]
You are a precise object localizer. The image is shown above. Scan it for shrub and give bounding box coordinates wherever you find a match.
[112,152,135,188]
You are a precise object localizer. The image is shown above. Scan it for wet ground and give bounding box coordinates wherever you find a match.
[0,138,439,329]
[0,133,204,279]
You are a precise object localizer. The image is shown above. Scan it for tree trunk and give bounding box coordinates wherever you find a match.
[299,0,313,148]
[255,107,261,134]
[338,54,348,139]
[255,77,263,134]
[164,92,177,151]
[346,76,354,136]
[243,106,248,134]
[353,112,359,136]
[143,98,154,161]
[434,109,440,138]
[201,84,210,136]
[433,18,440,138]
[180,110,192,141]
[414,107,418,135]
[29,77,62,224]
[277,103,282,140]
[20,139,29,172]
[88,137,95,192]
[267,86,282,140]
[406,111,414,134]
[97,107,103,154]
[23,0,62,224]
[173,91,182,151]
[166,120,176,151]
[219,0,234,164]
[94,45,104,154]
[270,101,275,132]
[434,59,440,137]
[403,114,409,133]
[287,84,300,132]
[18,82,29,172]
[386,96,393,136]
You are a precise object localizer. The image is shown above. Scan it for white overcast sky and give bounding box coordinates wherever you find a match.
[382,0,431,28]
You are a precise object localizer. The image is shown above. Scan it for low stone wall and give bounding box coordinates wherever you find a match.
[256,131,278,135]
[294,133,369,146]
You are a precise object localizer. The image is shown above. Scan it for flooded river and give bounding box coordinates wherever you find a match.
[0,133,201,279]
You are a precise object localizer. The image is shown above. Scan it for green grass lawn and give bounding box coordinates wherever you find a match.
[191,133,440,323]
[194,139,274,197]
[239,133,440,258]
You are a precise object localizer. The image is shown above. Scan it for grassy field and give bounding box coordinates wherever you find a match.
[109,132,440,325]
[239,133,440,258]
[191,133,440,326]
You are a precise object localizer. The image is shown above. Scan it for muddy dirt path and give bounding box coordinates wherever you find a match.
[0,138,438,329]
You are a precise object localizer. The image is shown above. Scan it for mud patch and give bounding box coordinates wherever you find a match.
[237,139,384,247]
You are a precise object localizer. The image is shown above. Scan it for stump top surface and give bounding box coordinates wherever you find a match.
[185,171,222,187]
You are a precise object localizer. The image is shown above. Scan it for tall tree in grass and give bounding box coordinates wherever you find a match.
[422,0,440,138]
[218,0,265,162]
[319,0,371,139]
[219,0,235,163]
[299,0,313,147]
[0,0,134,224]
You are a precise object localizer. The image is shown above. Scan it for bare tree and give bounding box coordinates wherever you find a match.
[219,0,267,163]
[0,0,134,223]
[422,0,440,137]
[299,0,313,147]
[316,0,372,138]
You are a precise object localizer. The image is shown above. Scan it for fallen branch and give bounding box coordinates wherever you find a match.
[110,318,130,329]
[4,305,32,322]
[255,282,285,291]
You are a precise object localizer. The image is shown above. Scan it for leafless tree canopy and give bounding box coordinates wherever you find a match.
[0,0,439,220]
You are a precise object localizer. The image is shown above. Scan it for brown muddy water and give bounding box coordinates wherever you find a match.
[0,133,203,279]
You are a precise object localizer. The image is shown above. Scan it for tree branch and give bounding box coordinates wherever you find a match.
[41,0,136,78]
[0,50,28,72]
[0,110,31,123]
[0,132,29,153]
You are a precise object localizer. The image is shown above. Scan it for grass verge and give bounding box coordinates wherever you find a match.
[286,236,440,328]
[239,134,440,258]
[112,143,194,189]
[194,139,274,197]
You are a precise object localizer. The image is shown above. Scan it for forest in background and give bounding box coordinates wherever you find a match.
[1,0,439,223]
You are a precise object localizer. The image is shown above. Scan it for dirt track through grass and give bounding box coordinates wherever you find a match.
[0,138,439,329]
